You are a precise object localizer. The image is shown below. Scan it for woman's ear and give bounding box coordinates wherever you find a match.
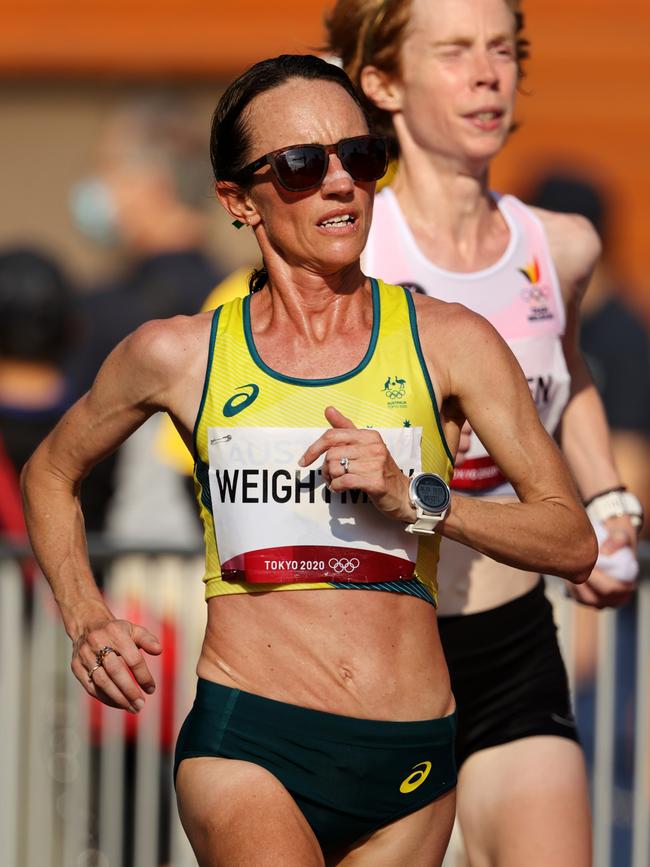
[214,181,261,228]
[360,65,403,113]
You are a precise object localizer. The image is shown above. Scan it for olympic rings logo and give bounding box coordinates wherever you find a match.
[328,557,360,574]
[521,286,548,305]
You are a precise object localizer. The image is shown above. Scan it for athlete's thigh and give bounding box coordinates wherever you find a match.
[332,788,456,867]
[456,736,591,867]
[176,756,324,867]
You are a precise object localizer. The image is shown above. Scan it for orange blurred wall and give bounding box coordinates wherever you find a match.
[1,0,649,314]
[492,0,650,316]
[0,0,328,77]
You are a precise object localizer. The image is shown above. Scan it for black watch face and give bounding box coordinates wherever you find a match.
[415,474,450,512]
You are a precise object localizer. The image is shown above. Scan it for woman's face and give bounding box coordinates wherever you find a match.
[238,79,376,276]
[389,0,519,167]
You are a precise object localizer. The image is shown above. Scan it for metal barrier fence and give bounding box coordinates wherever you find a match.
[0,540,648,867]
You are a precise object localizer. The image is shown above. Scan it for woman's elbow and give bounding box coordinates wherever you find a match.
[20,452,43,514]
[563,515,598,584]
[20,456,35,502]
[20,443,65,507]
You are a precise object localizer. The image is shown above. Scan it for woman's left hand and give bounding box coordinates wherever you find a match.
[566,515,638,608]
[299,406,414,523]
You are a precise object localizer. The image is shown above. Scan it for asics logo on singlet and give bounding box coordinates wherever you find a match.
[223,384,260,417]
[399,761,432,794]
[328,557,360,574]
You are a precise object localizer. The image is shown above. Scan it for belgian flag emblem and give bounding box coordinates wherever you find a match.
[519,257,541,284]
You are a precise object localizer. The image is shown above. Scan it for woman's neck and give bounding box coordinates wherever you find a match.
[389,145,509,273]
[253,255,370,337]
[246,260,375,381]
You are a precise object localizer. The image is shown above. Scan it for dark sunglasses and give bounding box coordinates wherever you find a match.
[237,134,388,192]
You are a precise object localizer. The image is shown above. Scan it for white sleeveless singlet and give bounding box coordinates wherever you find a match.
[363,187,571,499]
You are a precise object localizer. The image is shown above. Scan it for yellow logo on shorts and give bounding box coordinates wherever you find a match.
[399,761,432,794]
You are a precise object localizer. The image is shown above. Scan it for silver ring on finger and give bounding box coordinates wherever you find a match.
[95,646,120,665]
[339,456,350,473]
[88,663,103,683]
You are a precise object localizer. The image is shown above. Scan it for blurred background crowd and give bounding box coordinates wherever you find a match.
[0,1,648,866]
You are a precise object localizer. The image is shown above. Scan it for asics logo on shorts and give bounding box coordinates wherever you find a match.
[399,761,432,794]
[328,557,360,574]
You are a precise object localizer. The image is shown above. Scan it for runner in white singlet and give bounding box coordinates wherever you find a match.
[327,1,641,865]
[364,189,578,613]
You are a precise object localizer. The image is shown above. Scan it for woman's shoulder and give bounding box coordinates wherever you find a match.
[409,289,480,328]
[529,205,602,289]
[409,290,513,362]
[120,310,215,381]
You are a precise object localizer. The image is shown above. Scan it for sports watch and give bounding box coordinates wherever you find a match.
[405,472,451,535]
[585,487,644,530]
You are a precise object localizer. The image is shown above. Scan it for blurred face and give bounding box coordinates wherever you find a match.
[233,79,376,276]
[391,0,518,166]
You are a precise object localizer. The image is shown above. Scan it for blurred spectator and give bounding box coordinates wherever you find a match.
[0,248,77,467]
[529,172,650,866]
[0,247,113,534]
[68,95,222,545]
[68,95,222,391]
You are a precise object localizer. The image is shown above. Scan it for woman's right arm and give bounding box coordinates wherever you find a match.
[21,318,191,711]
[421,300,598,583]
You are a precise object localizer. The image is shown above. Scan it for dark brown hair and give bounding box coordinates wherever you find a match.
[210,53,370,292]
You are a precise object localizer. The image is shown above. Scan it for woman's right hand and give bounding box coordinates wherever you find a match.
[299,406,414,523]
[72,618,162,713]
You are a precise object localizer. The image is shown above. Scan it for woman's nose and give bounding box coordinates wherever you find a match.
[321,154,355,196]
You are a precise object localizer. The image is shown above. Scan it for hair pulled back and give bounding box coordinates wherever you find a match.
[326,0,529,152]
[210,53,369,292]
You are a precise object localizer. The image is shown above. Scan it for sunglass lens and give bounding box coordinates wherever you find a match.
[340,137,388,182]
[275,146,326,191]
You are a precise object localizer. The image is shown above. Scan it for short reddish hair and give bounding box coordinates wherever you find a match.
[325,0,529,148]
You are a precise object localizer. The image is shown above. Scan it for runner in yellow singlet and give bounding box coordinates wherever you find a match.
[21,55,596,867]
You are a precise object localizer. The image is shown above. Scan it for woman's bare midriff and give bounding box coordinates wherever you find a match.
[436,494,541,617]
[197,588,454,722]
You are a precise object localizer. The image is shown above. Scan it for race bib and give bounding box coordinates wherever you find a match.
[207,427,421,583]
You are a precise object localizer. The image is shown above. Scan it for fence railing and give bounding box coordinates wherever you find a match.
[1,539,648,867]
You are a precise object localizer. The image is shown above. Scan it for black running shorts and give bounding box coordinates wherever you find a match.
[438,578,579,768]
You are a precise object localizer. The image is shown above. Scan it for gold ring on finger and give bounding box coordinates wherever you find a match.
[88,663,102,683]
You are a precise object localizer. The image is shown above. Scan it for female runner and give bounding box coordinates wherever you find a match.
[21,54,597,867]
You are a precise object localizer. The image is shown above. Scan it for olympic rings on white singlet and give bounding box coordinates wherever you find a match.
[328,557,360,574]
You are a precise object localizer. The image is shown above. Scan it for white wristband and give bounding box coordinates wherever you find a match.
[591,519,639,584]
[586,489,644,529]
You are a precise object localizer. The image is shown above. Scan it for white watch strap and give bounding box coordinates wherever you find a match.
[586,490,644,528]
[405,507,444,535]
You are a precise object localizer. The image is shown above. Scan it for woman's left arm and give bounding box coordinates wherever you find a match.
[540,210,638,606]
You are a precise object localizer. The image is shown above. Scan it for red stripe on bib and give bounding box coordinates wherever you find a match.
[222,546,416,584]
